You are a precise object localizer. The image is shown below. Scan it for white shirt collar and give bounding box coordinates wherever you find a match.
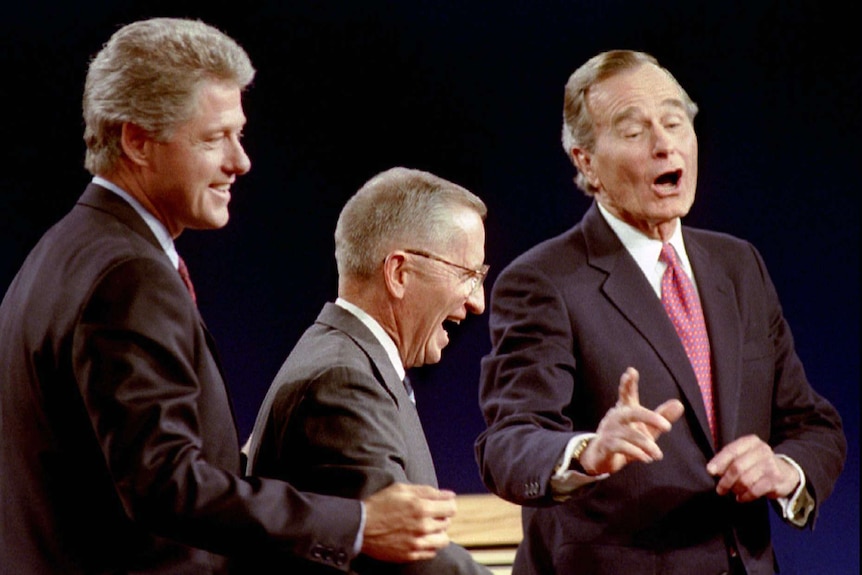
[334,298,405,381]
[596,201,696,296]
[92,176,179,268]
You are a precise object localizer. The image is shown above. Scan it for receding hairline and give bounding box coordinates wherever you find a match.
[585,63,693,129]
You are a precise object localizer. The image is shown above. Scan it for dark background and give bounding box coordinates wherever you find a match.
[2,1,858,573]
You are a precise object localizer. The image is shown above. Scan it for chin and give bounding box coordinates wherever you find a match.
[202,213,231,229]
[423,348,444,366]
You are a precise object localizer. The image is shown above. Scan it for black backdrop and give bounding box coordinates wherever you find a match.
[2,2,859,573]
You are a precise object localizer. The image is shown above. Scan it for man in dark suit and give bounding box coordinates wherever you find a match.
[245,167,493,574]
[0,18,457,574]
[474,50,846,575]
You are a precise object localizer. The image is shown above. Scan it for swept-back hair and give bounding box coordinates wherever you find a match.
[83,17,255,175]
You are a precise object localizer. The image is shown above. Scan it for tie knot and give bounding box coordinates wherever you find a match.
[659,243,680,268]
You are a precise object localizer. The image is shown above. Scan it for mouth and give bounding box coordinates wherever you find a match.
[210,184,232,199]
[653,169,682,191]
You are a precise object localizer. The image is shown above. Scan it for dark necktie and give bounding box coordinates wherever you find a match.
[177,256,197,304]
[659,243,716,443]
[403,375,416,404]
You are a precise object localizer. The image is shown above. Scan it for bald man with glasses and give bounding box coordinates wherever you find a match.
[242,167,492,575]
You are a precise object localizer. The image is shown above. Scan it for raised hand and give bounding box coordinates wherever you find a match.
[580,367,685,475]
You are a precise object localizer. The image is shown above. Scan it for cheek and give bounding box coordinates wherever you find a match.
[599,149,642,186]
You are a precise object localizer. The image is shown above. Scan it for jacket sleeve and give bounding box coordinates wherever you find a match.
[744,244,846,526]
[474,259,580,505]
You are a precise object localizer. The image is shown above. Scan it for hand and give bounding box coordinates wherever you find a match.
[706,435,801,503]
[361,483,456,562]
[580,367,685,475]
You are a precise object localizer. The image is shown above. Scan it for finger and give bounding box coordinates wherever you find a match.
[606,434,663,464]
[709,437,766,496]
[423,498,457,520]
[654,399,685,425]
[617,367,640,407]
[410,531,451,561]
[727,457,774,502]
[396,484,457,519]
[620,404,676,435]
[602,422,666,462]
[706,435,758,476]
[407,484,456,500]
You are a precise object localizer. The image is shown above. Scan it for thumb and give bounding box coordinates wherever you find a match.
[655,399,685,424]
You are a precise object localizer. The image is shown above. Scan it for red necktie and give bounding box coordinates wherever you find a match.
[659,243,716,443]
[177,256,197,304]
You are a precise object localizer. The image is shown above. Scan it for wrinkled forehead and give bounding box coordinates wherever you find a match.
[587,63,686,124]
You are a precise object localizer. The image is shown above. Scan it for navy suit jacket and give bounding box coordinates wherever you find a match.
[246,302,491,574]
[475,202,846,575]
[0,184,362,574]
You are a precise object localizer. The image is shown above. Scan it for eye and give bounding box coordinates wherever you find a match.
[663,114,686,130]
[200,134,224,147]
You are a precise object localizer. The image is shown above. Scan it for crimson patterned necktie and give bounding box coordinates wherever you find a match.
[177,255,197,305]
[659,243,716,443]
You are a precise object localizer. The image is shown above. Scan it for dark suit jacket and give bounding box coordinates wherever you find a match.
[245,302,491,575]
[0,184,362,574]
[475,202,846,575]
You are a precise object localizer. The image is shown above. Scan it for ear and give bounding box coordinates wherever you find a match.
[571,147,600,189]
[120,122,153,167]
[382,251,409,299]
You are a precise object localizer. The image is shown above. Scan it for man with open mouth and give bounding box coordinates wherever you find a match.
[474,49,846,575]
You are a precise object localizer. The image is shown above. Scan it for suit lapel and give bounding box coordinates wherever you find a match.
[317,303,438,484]
[583,205,717,450]
[80,183,236,431]
[317,303,406,403]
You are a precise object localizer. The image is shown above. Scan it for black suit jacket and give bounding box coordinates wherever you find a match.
[475,202,846,575]
[245,302,491,575]
[0,184,361,574]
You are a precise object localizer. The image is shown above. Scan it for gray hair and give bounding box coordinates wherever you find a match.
[561,50,698,195]
[83,17,256,175]
[335,167,487,279]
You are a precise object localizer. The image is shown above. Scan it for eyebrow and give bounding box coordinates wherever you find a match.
[612,98,688,127]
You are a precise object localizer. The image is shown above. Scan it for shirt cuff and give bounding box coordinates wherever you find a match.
[354,501,366,554]
[550,433,608,500]
[775,454,814,527]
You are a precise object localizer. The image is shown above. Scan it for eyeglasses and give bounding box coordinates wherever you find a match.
[404,249,490,296]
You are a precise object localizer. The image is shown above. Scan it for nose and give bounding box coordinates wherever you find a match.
[227,136,252,175]
[652,126,673,158]
[466,283,486,315]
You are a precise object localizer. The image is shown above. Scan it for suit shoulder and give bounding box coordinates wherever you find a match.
[275,326,377,387]
[684,227,762,264]
[684,226,750,248]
